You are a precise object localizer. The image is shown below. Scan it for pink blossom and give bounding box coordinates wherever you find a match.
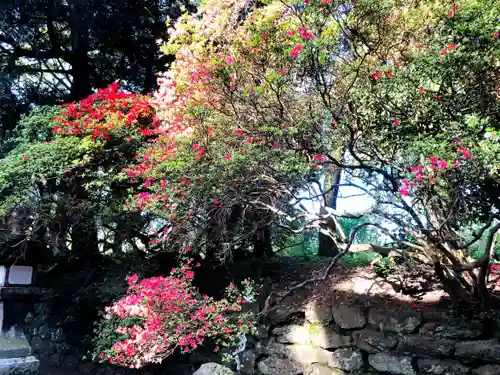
[290,44,303,57]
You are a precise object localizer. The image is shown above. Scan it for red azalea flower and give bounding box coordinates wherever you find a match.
[419,87,425,93]
[428,156,439,164]
[224,155,232,161]
[290,44,303,57]
[372,71,382,80]
[392,119,401,127]
[441,49,447,55]
[384,70,393,78]
[236,129,244,135]
[447,44,457,50]
[494,32,499,39]
[436,95,441,100]
[213,199,221,206]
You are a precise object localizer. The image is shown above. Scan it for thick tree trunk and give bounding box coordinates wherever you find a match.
[253,225,273,260]
[70,52,92,101]
[317,167,342,256]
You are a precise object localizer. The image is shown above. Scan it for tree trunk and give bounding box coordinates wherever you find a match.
[253,224,273,260]
[69,51,92,101]
[317,167,342,256]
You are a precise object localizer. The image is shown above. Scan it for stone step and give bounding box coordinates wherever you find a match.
[0,332,32,359]
[0,356,39,375]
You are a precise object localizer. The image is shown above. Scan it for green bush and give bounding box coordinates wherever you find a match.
[373,257,397,278]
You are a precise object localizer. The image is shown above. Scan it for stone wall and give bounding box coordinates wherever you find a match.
[250,302,500,375]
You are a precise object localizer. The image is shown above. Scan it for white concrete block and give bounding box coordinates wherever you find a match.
[7,266,33,285]
[0,266,6,287]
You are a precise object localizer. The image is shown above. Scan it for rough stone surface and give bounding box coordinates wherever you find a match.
[420,319,483,340]
[0,356,39,375]
[328,349,363,371]
[473,364,500,375]
[304,363,346,375]
[62,355,79,370]
[305,304,333,326]
[265,343,333,365]
[50,328,66,342]
[368,309,423,334]
[310,327,352,349]
[38,324,50,340]
[192,363,235,375]
[0,334,32,359]
[48,353,64,367]
[239,350,257,375]
[274,325,310,345]
[368,353,417,375]
[417,359,470,375]
[267,306,302,324]
[78,363,96,374]
[332,306,366,329]
[257,357,302,375]
[455,339,500,364]
[353,329,398,353]
[397,335,455,358]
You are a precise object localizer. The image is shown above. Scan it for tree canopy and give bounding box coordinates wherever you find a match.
[1,0,500,340]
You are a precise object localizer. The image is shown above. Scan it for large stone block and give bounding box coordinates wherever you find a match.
[265,342,334,366]
[305,304,333,326]
[257,357,302,375]
[273,324,351,349]
[328,349,363,371]
[332,306,366,329]
[274,325,310,345]
[417,359,470,375]
[0,356,39,375]
[368,309,422,334]
[193,363,235,375]
[0,332,31,358]
[309,327,352,349]
[397,335,455,358]
[455,339,500,364]
[304,363,346,375]
[353,329,398,353]
[473,364,500,375]
[420,319,483,340]
[368,353,417,375]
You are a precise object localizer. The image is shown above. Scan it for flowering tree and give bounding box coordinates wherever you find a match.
[131,0,500,307]
[0,83,162,260]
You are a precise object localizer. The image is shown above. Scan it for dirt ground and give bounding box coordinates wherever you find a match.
[263,255,450,314]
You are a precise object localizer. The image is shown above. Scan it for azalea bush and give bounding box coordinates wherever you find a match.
[93,254,258,368]
[0,82,163,259]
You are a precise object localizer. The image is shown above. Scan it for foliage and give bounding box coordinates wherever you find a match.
[341,252,379,268]
[373,256,397,278]
[0,83,160,260]
[142,0,500,308]
[93,254,258,368]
